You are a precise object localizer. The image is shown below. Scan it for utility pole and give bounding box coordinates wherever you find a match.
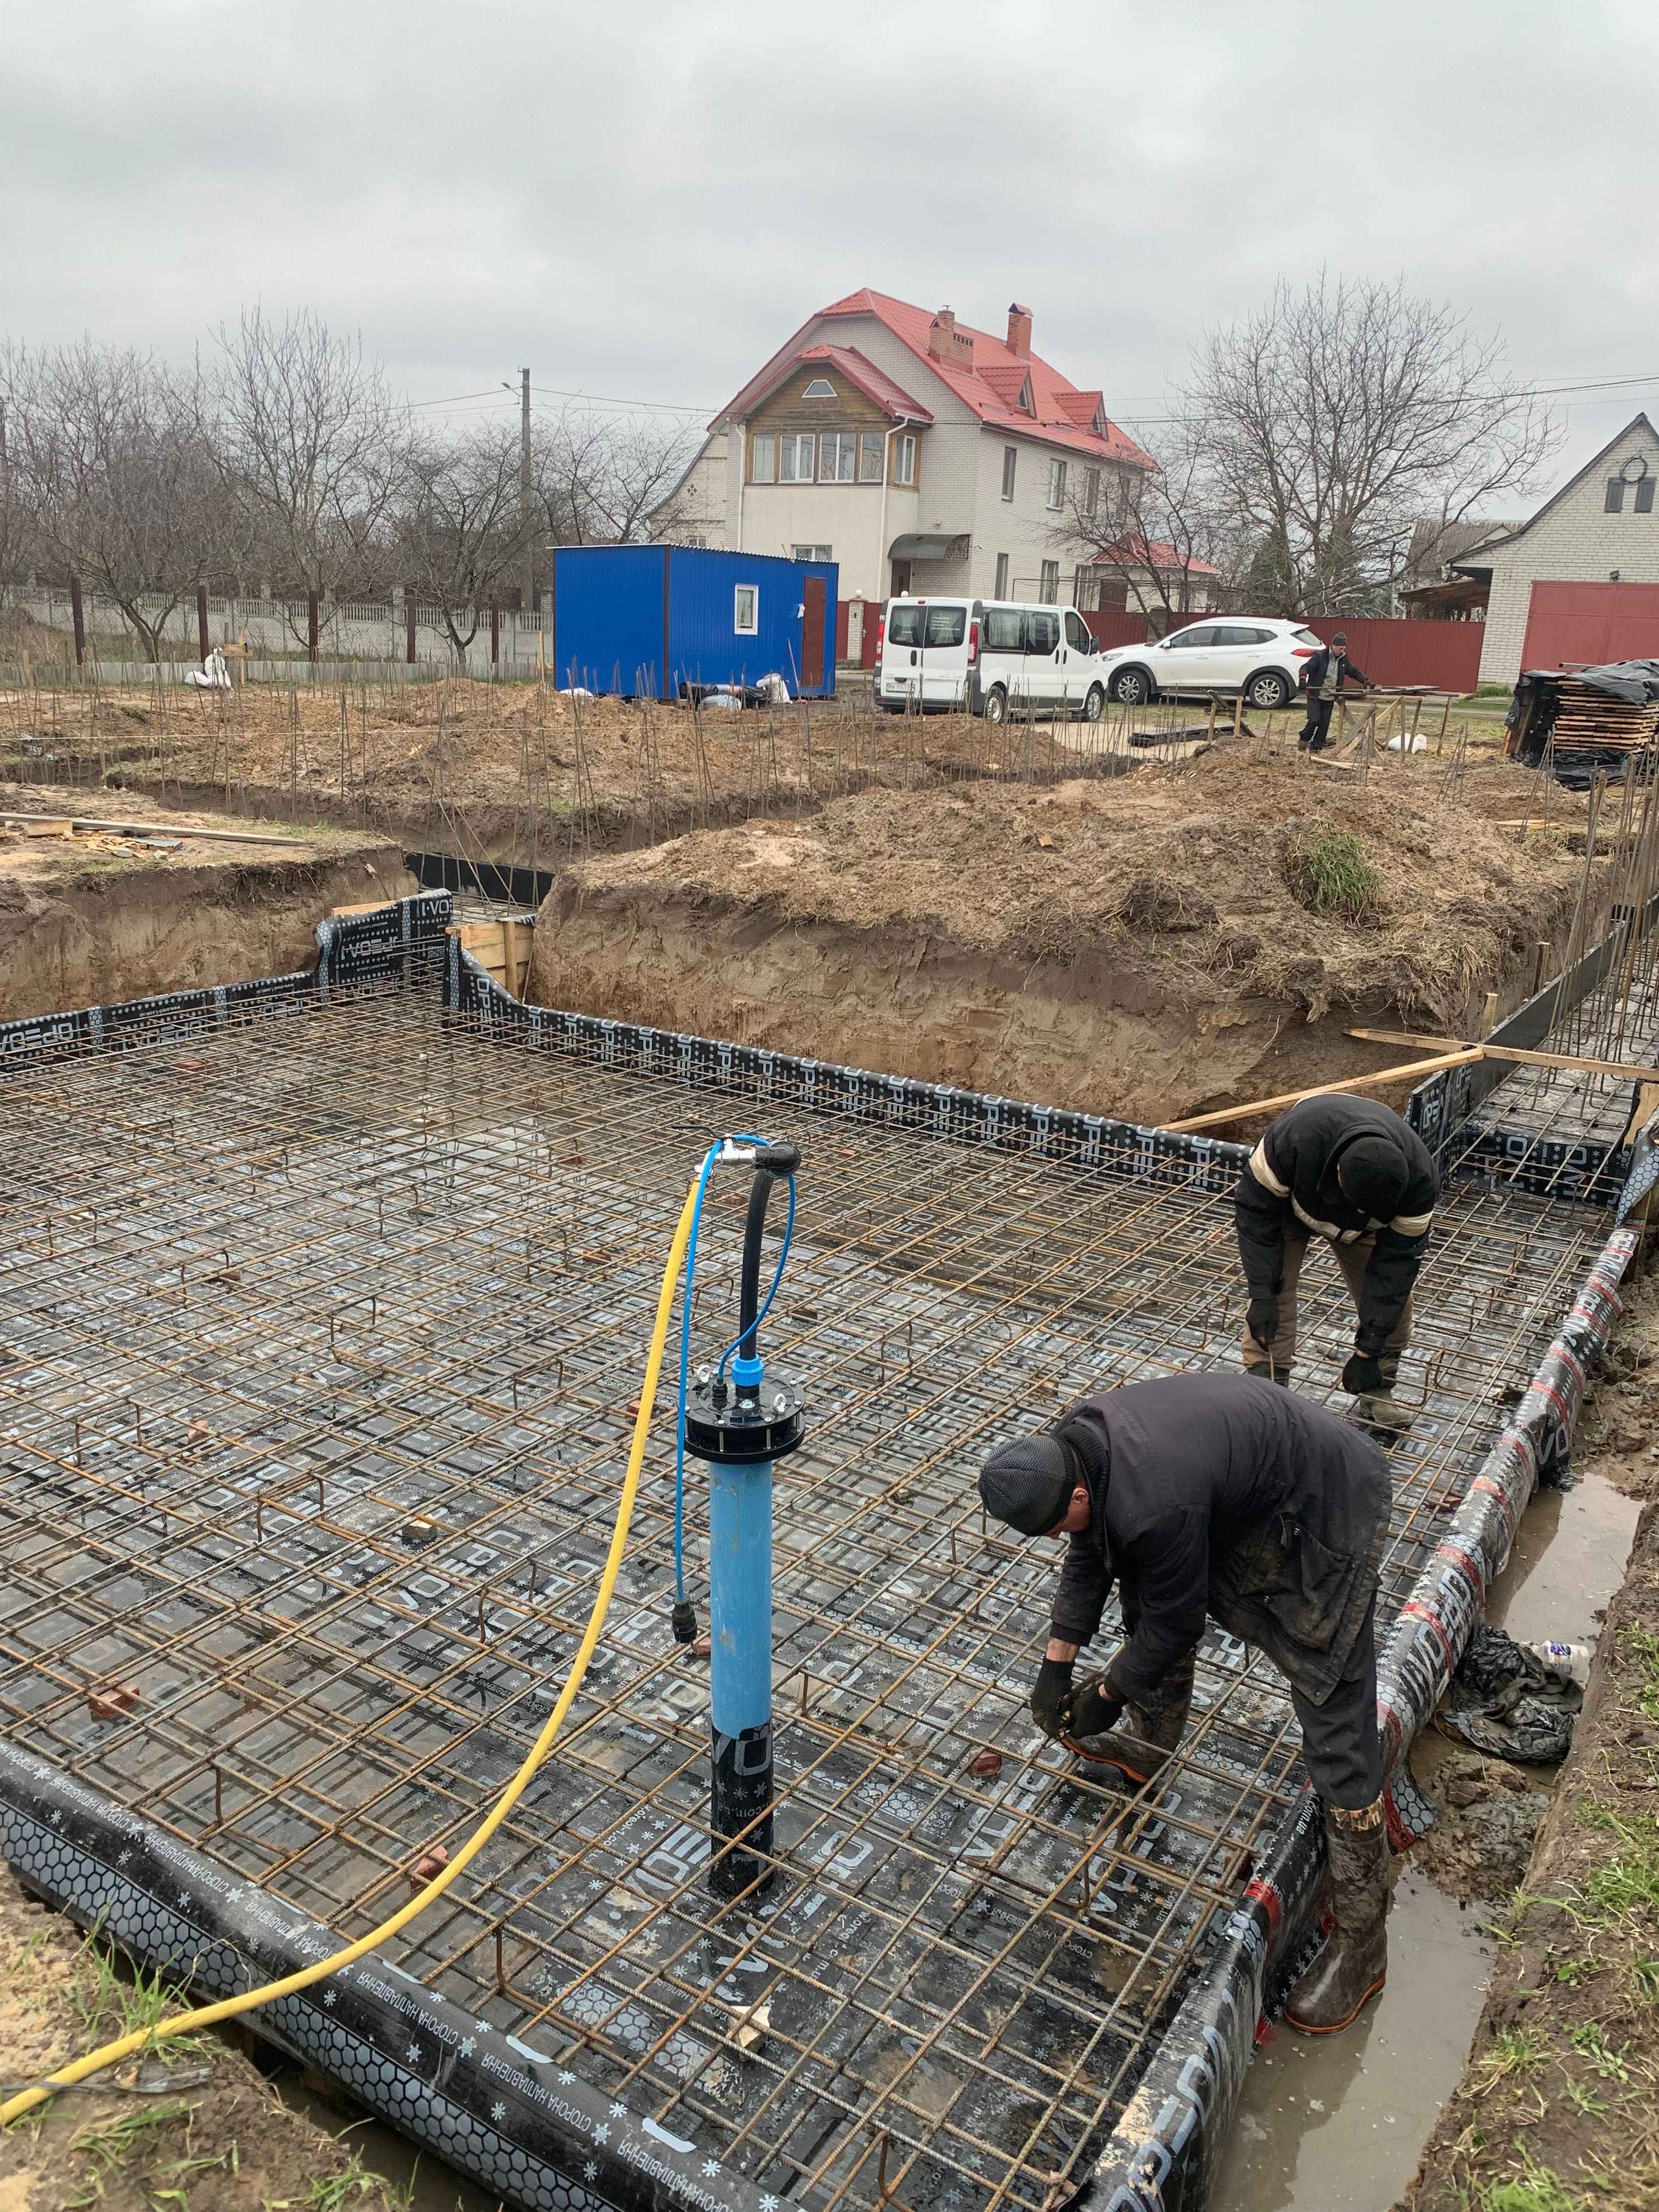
[520,367,534,617]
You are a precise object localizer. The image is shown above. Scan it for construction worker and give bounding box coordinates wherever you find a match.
[1236,1094,1436,1431]
[979,1370,1391,2035]
[1297,631,1369,751]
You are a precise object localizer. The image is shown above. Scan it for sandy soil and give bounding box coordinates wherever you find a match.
[0,1866,402,2212]
[1401,1269,1659,2212]
[0,784,411,1016]
[526,750,1596,1128]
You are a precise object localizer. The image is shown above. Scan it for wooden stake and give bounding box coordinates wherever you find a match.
[1345,1028,1659,1086]
[1162,1049,1483,1133]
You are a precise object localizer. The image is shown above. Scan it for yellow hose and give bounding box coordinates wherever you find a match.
[1,1172,703,2128]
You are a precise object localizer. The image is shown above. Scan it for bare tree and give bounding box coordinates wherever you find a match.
[10,341,216,661]
[535,407,696,546]
[212,307,404,637]
[1186,273,1560,616]
[1069,431,1248,631]
[0,345,37,605]
[393,420,524,659]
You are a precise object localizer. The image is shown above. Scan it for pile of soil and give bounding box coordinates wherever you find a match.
[0,1866,398,2211]
[1402,1274,1659,2212]
[527,752,1593,1127]
[1412,1752,1552,1904]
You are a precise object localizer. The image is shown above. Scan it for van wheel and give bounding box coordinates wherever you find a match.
[1109,666,1154,706]
[1245,668,1291,710]
[983,685,1008,725]
[1080,683,1105,724]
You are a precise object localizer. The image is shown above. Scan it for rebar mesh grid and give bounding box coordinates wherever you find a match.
[0,983,1608,2212]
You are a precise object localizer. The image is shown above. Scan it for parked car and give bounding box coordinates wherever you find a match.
[876,597,1107,721]
[1098,618,1325,710]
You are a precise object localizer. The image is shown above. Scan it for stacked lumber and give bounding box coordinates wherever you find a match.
[1549,677,1659,754]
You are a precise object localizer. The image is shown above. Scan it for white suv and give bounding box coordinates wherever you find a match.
[876,597,1107,721]
[1099,618,1323,710]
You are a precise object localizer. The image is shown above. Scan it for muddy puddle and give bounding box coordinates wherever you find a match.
[1214,1467,1641,2212]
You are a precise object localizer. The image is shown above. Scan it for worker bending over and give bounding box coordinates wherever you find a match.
[1237,1094,1437,1431]
[980,1370,1391,2034]
[1297,631,1369,751]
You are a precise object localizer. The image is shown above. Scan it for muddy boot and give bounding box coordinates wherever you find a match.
[1285,1798,1389,2034]
[1070,1649,1195,1787]
[1352,1387,1410,1436]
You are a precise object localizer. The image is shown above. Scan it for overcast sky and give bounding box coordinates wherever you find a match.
[3,0,1653,507]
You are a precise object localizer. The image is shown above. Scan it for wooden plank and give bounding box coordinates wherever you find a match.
[503,915,521,998]
[1345,1027,1659,1086]
[1161,1049,1483,1134]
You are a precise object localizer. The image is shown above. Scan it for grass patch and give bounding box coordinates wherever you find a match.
[65,2102,194,2205]
[1482,2152,1592,2212]
[1281,818,1382,922]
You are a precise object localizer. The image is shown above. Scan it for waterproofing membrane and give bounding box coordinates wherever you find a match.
[0,893,1629,2212]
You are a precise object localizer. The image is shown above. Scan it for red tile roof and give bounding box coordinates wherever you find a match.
[1094,538,1219,575]
[714,290,1153,470]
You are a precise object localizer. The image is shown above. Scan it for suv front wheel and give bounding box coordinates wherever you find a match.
[1108,665,1155,706]
[1245,668,1292,710]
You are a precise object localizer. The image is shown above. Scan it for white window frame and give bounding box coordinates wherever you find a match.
[1039,560,1059,605]
[1001,447,1017,501]
[1082,467,1099,518]
[751,434,776,485]
[994,552,1010,599]
[780,433,814,483]
[802,378,837,399]
[895,434,916,487]
[1046,459,1066,511]
[792,544,832,561]
[858,430,885,483]
[819,430,856,483]
[734,585,759,635]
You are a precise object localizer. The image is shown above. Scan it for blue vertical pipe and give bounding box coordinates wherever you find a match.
[708,1453,774,1896]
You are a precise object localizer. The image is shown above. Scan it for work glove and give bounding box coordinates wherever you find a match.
[1069,1677,1125,1739]
[1031,1657,1075,1740]
[1246,1297,1279,1350]
[1341,1350,1385,1397]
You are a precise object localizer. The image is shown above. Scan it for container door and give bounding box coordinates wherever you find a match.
[801,575,826,690]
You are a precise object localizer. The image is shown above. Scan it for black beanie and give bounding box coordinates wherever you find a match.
[1336,1134,1408,1221]
[979,1434,1075,1536]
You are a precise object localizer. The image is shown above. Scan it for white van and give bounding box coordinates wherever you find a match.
[876,597,1107,723]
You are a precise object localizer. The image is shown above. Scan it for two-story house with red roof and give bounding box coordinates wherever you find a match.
[706,292,1153,640]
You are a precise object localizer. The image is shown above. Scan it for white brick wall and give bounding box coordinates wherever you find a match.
[1476,420,1659,685]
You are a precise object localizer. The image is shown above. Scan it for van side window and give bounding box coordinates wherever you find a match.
[1064,611,1091,650]
[984,608,1023,651]
[888,605,923,646]
[924,605,967,648]
[1026,611,1059,653]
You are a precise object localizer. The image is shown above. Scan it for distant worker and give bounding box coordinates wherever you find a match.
[979,1371,1392,2034]
[1297,630,1369,751]
[1237,1094,1437,1431]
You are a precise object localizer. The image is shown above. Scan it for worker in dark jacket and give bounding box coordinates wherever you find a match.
[979,1370,1392,2035]
[1298,632,1369,751]
[1237,1094,1437,1432]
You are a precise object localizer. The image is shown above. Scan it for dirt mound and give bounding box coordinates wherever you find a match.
[526,753,1589,1125]
[1412,1752,1552,1903]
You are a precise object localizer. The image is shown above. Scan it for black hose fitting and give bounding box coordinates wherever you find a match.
[672,1599,699,1645]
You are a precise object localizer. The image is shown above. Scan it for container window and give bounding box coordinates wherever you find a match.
[887,605,923,646]
[984,607,1022,650]
[924,605,967,648]
[1001,447,1017,501]
[1039,560,1059,603]
[895,436,916,487]
[859,432,885,482]
[1046,459,1066,510]
[735,586,758,635]
[993,552,1010,598]
[780,434,814,482]
[751,435,776,484]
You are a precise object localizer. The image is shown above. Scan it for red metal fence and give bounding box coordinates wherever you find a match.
[1520,582,1659,673]
[1082,610,1152,650]
[1300,617,1483,691]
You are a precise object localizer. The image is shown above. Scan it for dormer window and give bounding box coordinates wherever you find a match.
[802,378,837,399]
[1093,400,1108,436]
[1019,374,1035,414]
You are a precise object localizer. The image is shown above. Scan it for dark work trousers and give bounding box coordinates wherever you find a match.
[1299,696,1336,748]
[1152,1602,1382,1809]
[1240,1223,1412,1385]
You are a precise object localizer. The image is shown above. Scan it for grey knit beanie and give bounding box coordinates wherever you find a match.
[978,1434,1075,1536]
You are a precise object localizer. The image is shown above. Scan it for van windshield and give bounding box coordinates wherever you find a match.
[888,605,923,646]
[983,608,1023,651]
[924,605,967,647]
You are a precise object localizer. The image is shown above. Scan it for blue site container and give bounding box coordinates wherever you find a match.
[546,545,838,699]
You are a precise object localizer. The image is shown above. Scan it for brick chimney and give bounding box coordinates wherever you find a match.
[928,307,974,366]
[1007,302,1033,356]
